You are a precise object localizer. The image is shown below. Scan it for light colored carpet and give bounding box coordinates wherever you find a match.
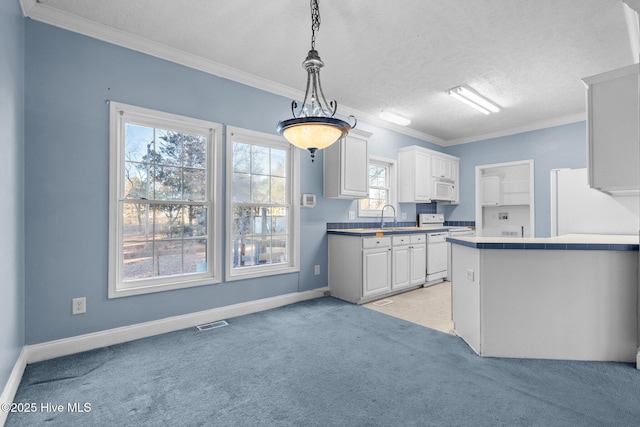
[364,281,454,334]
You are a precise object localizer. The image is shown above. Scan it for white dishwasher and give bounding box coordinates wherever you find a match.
[426,231,448,284]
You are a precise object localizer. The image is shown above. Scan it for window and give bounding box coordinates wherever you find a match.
[358,156,397,217]
[226,127,299,281]
[108,102,221,297]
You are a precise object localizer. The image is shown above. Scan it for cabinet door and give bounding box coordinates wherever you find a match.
[415,151,432,201]
[586,66,639,194]
[392,245,410,290]
[451,160,460,204]
[481,176,501,206]
[451,245,481,352]
[363,248,391,297]
[341,133,369,197]
[409,243,426,285]
[432,157,452,179]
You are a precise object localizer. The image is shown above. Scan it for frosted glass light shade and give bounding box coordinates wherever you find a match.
[277,117,351,151]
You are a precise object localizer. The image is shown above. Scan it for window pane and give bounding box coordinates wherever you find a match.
[369,199,386,210]
[251,175,269,203]
[230,205,289,269]
[269,236,288,264]
[184,205,207,237]
[369,165,387,187]
[251,145,269,174]
[122,202,153,280]
[154,165,183,200]
[125,124,154,163]
[153,204,183,240]
[272,209,288,233]
[228,131,294,276]
[183,168,205,201]
[235,235,258,267]
[156,129,182,166]
[233,206,254,236]
[271,176,286,204]
[233,142,251,173]
[124,161,152,199]
[183,134,206,169]
[155,240,183,277]
[183,239,207,274]
[271,148,286,177]
[232,173,251,203]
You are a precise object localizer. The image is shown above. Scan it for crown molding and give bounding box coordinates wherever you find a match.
[20,0,445,146]
[20,0,584,148]
[441,113,586,146]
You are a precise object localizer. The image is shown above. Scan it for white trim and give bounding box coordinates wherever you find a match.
[358,155,398,218]
[442,113,585,146]
[624,3,640,63]
[225,127,300,282]
[24,288,327,364]
[0,348,28,427]
[108,102,222,298]
[19,0,591,148]
[475,160,535,238]
[18,0,444,147]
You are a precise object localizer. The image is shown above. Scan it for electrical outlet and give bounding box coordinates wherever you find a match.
[401,212,407,220]
[314,265,320,275]
[72,297,86,315]
[348,211,356,220]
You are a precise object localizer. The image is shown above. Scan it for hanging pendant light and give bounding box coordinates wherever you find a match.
[276,0,356,162]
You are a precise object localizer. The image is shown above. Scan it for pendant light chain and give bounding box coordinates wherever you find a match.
[276,0,356,162]
[310,0,320,50]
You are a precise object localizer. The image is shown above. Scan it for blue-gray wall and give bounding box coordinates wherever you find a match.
[0,0,25,391]
[22,18,588,346]
[23,20,438,344]
[441,122,587,237]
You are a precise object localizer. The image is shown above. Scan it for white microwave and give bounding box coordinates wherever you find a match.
[433,180,455,201]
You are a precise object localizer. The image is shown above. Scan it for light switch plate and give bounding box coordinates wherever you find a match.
[466,269,475,282]
[348,211,355,220]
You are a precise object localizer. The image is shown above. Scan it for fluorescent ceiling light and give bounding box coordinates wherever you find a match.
[448,86,500,115]
[379,111,411,126]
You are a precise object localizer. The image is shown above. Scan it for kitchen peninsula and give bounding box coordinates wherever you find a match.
[448,234,639,362]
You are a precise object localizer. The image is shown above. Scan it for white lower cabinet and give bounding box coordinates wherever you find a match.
[363,245,392,298]
[329,233,426,304]
[409,235,427,285]
[392,235,426,290]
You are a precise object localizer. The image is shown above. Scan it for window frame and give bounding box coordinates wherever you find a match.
[225,126,300,281]
[358,155,398,218]
[108,101,222,298]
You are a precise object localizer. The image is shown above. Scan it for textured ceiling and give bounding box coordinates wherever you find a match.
[22,0,636,145]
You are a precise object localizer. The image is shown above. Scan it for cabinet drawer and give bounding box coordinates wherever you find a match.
[411,234,426,244]
[392,235,411,246]
[363,237,391,249]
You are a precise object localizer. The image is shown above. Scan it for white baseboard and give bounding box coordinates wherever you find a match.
[0,348,28,427]
[25,287,328,364]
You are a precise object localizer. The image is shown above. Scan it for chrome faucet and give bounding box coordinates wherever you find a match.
[380,204,396,229]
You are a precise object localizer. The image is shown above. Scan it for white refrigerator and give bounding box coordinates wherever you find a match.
[550,168,639,236]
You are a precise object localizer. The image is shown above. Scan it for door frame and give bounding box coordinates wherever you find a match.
[475,159,535,237]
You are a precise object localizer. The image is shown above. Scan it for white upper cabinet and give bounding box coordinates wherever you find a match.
[583,64,639,195]
[481,176,502,206]
[398,146,432,202]
[323,129,372,199]
[432,156,452,180]
[398,146,460,203]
